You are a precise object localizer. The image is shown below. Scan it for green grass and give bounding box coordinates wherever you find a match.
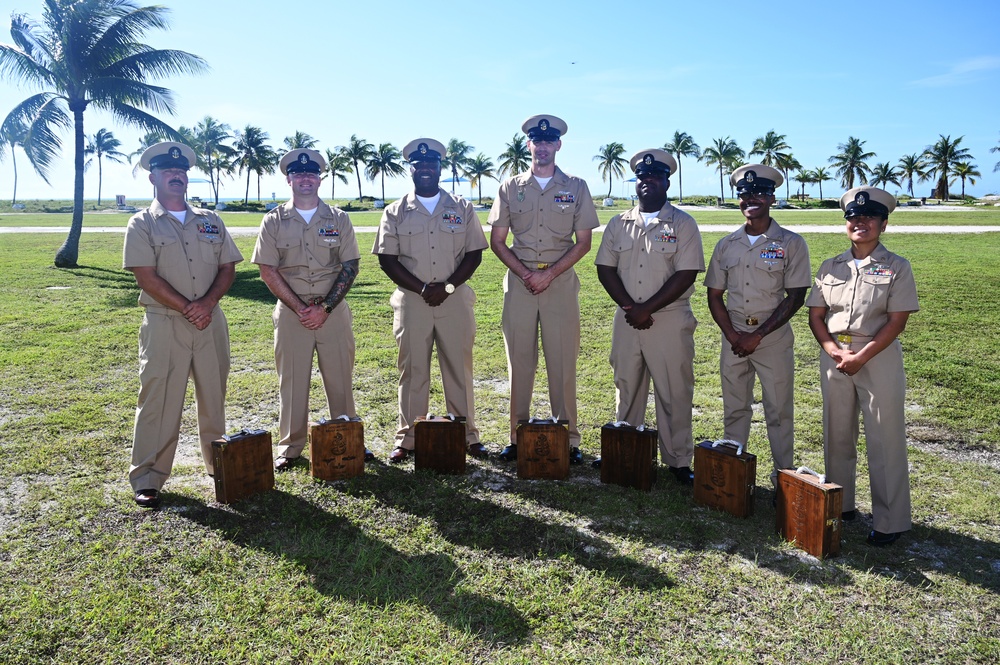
[0,229,998,663]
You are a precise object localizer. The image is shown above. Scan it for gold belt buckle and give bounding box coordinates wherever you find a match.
[745,317,758,326]
[536,263,550,270]
[837,334,852,344]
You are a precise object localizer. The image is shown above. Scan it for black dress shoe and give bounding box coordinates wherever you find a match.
[467,443,490,459]
[134,489,160,509]
[867,530,902,547]
[569,447,583,465]
[591,457,602,469]
[668,466,694,485]
[388,447,409,464]
[274,456,300,472]
[498,444,517,461]
[842,510,857,521]
[364,449,375,462]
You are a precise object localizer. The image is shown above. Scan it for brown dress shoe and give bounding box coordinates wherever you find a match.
[134,489,160,509]
[388,447,409,464]
[274,456,299,472]
[467,443,490,459]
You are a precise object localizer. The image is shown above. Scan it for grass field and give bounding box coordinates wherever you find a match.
[0,224,998,663]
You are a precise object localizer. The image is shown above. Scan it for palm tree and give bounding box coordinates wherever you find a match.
[869,162,902,192]
[811,166,833,201]
[897,154,928,198]
[465,153,496,202]
[340,135,375,200]
[793,170,814,201]
[324,148,351,200]
[1,105,62,204]
[775,153,802,201]
[828,136,875,190]
[700,136,744,202]
[497,134,530,179]
[232,125,278,203]
[923,135,971,201]
[442,139,474,194]
[726,156,747,199]
[283,131,318,150]
[193,116,234,206]
[663,131,700,202]
[991,134,1000,173]
[84,128,126,205]
[750,130,792,168]
[365,142,406,201]
[0,0,207,267]
[127,130,166,177]
[950,162,981,200]
[593,142,627,199]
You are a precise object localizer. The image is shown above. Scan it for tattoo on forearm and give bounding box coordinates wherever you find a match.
[323,259,359,310]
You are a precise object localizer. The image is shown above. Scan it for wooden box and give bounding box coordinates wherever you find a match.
[211,429,274,504]
[516,419,569,480]
[693,439,756,518]
[309,418,365,481]
[600,423,657,491]
[776,468,843,558]
[414,416,467,475]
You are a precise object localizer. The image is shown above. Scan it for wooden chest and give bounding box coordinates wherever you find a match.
[211,429,274,504]
[776,468,843,558]
[600,423,657,491]
[309,417,365,481]
[516,419,569,480]
[693,439,756,518]
[414,416,467,475]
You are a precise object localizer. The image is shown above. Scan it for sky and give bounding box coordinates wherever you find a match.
[1,0,999,204]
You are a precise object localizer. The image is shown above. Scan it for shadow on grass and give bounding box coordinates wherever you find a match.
[344,462,675,592]
[175,490,529,644]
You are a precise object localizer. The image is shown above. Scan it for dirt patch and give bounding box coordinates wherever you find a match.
[908,425,1000,470]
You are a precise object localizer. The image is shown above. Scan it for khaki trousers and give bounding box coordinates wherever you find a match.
[821,339,912,534]
[720,322,796,482]
[610,305,697,466]
[273,299,356,458]
[391,285,480,449]
[130,307,229,491]
[502,268,581,447]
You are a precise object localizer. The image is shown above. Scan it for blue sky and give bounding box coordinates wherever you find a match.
[2,0,999,203]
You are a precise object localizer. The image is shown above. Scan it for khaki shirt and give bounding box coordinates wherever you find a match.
[123,200,243,307]
[487,166,599,264]
[372,189,488,284]
[806,243,919,336]
[251,200,360,297]
[595,202,705,311]
[704,219,812,326]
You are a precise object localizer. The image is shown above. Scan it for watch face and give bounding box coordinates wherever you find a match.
[445,283,456,294]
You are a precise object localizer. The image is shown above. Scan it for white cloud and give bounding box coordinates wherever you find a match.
[909,56,1000,87]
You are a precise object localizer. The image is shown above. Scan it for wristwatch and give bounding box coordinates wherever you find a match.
[444,283,455,294]
[323,301,334,313]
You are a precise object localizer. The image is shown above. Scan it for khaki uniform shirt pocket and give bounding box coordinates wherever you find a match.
[508,199,536,235]
[150,232,181,267]
[198,233,223,264]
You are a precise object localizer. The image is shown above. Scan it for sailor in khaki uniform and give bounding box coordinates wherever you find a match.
[807,186,919,547]
[488,115,599,464]
[704,164,811,483]
[373,138,489,463]
[252,149,366,471]
[123,142,243,508]
[594,149,705,483]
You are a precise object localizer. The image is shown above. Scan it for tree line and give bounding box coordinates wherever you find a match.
[1,1,998,269]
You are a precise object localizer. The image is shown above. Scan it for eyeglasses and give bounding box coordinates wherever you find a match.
[290,171,321,180]
[738,190,773,200]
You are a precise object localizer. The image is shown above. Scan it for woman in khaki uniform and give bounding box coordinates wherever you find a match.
[806,186,919,547]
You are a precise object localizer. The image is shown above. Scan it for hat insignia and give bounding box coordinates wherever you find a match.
[298,153,309,164]
[643,154,653,165]
[419,143,428,155]
[539,119,549,131]
[856,192,869,205]
[746,170,756,183]
[169,147,181,159]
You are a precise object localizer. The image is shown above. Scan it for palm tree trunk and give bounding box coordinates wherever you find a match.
[381,174,385,201]
[607,179,612,199]
[354,162,363,200]
[244,171,250,204]
[718,170,724,203]
[451,165,457,194]
[55,105,86,268]
[97,156,103,205]
[676,158,683,203]
[819,181,823,201]
[11,150,17,205]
